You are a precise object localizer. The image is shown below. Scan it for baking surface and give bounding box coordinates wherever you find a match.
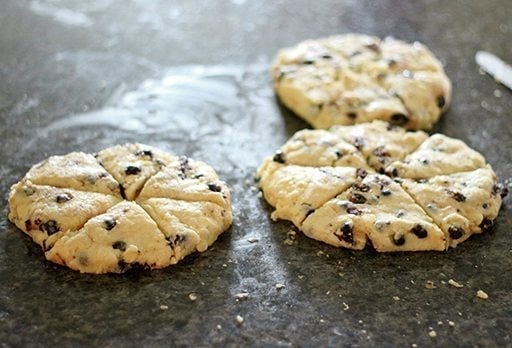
[1,0,511,346]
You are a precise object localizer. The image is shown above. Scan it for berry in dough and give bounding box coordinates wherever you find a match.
[8,144,232,273]
[272,34,451,130]
[257,121,506,251]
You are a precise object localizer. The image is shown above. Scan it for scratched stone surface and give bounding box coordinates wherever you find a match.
[0,0,511,346]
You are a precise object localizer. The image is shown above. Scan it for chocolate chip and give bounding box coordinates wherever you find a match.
[411,224,428,238]
[446,190,466,202]
[353,183,370,192]
[390,168,399,177]
[273,151,286,164]
[125,165,141,175]
[56,193,73,203]
[167,234,186,247]
[118,261,150,273]
[492,183,508,198]
[390,113,409,126]
[381,188,391,196]
[302,59,315,65]
[437,95,446,109]
[353,137,366,150]
[178,156,191,176]
[346,206,362,216]
[135,149,153,159]
[98,172,108,179]
[388,59,397,68]
[347,112,357,120]
[448,226,464,239]
[393,234,406,246]
[373,146,390,157]
[112,241,127,251]
[335,222,354,244]
[349,193,366,204]
[396,210,405,218]
[207,183,222,192]
[25,220,32,231]
[378,178,392,187]
[103,218,116,231]
[482,203,489,209]
[334,150,343,159]
[321,54,332,59]
[356,168,368,179]
[479,218,494,233]
[39,220,59,235]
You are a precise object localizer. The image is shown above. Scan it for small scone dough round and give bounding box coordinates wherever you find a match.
[8,144,232,273]
[257,121,506,252]
[272,34,451,130]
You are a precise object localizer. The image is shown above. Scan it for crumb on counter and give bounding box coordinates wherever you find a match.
[448,279,464,288]
[235,292,249,300]
[425,280,436,289]
[477,290,489,300]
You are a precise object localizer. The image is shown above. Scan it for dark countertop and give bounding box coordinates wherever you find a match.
[1,0,511,346]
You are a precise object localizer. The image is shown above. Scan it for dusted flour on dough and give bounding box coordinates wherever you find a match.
[8,144,232,274]
[272,34,451,130]
[257,121,505,251]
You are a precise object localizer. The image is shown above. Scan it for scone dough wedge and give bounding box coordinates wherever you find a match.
[401,166,505,248]
[272,34,451,130]
[8,181,121,250]
[8,144,232,274]
[46,202,175,274]
[257,121,506,252]
[302,174,446,251]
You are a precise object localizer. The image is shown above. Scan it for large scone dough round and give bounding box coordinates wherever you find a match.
[8,144,232,274]
[257,121,506,251]
[272,34,452,130]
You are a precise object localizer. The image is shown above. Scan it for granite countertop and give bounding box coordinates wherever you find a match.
[1,0,511,346]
